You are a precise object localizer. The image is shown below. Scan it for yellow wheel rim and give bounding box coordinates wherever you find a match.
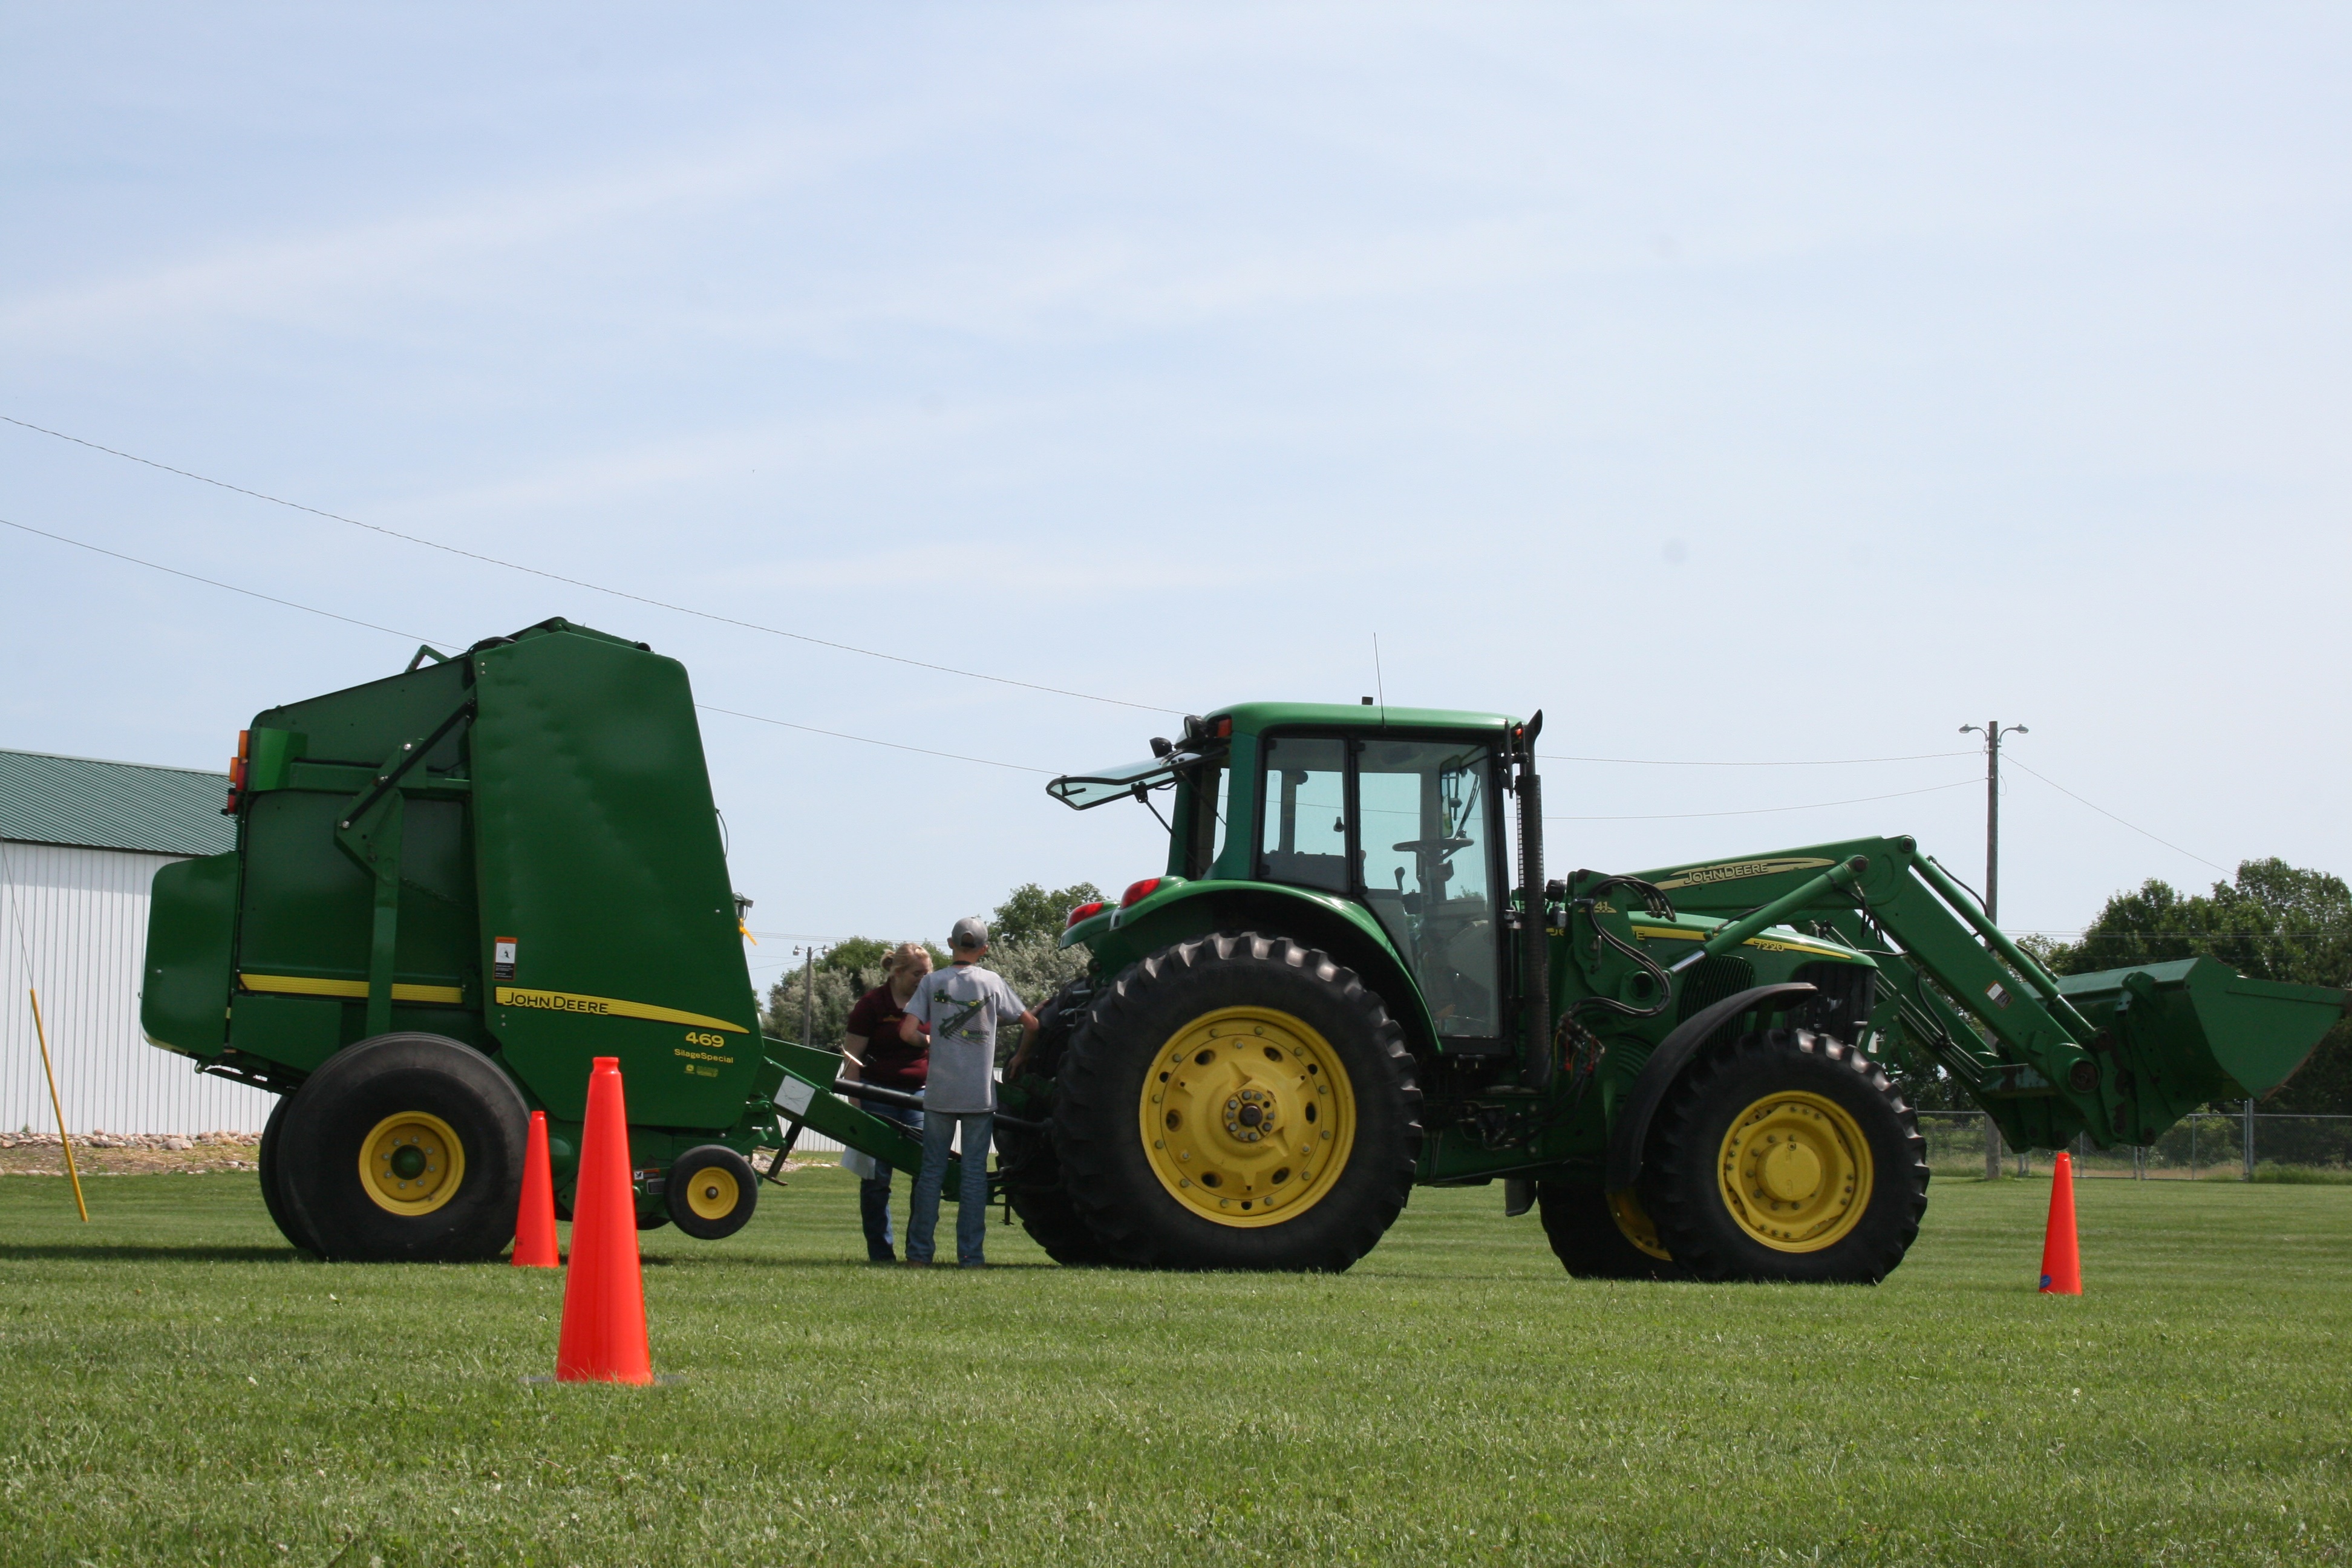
[1607,1189,1673,1261]
[1138,1006,1355,1229]
[685,1164,740,1222]
[1716,1090,1871,1252]
[359,1111,465,1216]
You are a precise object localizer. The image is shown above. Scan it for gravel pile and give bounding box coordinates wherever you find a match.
[0,1130,260,1149]
[0,1129,263,1174]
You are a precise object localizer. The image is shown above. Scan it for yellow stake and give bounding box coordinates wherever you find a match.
[28,988,88,1223]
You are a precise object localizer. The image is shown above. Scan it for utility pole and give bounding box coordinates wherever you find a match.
[795,944,824,1048]
[1957,720,2027,923]
[1959,719,2027,1179]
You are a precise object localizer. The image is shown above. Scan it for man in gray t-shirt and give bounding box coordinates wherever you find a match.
[896,915,1037,1266]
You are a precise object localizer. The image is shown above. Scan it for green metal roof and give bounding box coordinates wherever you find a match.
[0,749,235,858]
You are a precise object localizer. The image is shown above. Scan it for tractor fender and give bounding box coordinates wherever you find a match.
[1100,881,1442,1056]
[1604,982,1819,1193]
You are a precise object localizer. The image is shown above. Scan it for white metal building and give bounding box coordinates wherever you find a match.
[1,748,272,1135]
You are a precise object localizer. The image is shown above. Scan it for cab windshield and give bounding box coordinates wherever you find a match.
[1357,739,1499,1040]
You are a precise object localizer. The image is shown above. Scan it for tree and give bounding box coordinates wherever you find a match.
[2040,858,2352,1113]
[757,883,1103,1053]
[991,881,1107,947]
[763,964,860,1048]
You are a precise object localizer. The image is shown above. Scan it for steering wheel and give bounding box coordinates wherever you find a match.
[1392,836,1472,857]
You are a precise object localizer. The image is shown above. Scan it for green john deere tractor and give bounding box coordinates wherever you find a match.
[141,624,2343,1276]
[996,701,2347,1281]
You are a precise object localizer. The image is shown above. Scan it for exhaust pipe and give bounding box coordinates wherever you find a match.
[1516,712,1551,1091]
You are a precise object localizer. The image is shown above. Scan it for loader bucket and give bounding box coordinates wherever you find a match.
[2057,957,2347,1134]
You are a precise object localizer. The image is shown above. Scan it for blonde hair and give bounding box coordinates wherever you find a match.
[884,941,933,980]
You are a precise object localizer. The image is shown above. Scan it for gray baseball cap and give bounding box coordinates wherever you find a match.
[950,915,990,951]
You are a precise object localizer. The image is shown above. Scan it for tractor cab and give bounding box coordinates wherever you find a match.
[1050,701,1538,1062]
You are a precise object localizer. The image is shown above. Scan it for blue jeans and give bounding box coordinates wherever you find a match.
[859,1099,922,1261]
[907,1111,993,1266]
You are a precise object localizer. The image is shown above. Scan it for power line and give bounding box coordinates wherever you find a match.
[2006,759,2230,875]
[694,704,1051,774]
[1543,748,1976,768]
[0,498,2282,858]
[2,512,1048,776]
[1547,777,1977,823]
[2,515,452,645]
[1,413,1179,716]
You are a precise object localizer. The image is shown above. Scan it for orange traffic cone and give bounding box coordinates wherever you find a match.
[2039,1149,2082,1295]
[555,1058,653,1383]
[513,1110,560,1269]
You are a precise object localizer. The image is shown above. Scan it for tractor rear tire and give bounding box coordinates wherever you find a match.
[1535,1181,1679,1280]
[1006,1179,1111,1264]
[1640,1028,1927,1284]
[277,1033,531,1263]
[258,1094,320,1255]
[997,980,1111,1264]
[997,1122,1111,1264]
[667,1145,757,1240]
[1056,932,1420,1272]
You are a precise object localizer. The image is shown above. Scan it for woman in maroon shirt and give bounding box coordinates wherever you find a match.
[843,942,932,1263]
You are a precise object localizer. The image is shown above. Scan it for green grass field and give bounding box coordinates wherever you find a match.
[2,1169,2347,1567]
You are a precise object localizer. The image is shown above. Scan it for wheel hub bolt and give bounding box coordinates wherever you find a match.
[1224,1088,1278,1140]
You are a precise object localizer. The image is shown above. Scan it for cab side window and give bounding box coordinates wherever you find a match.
[1258,737,1348,893]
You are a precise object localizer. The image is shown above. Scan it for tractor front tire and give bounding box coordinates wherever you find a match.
[1056,932,1420,1272]
[1640,1028,1927,1284]
[258,1094,321,1255]
[1535,1181,1679,1280]
[276,1033,531,1263]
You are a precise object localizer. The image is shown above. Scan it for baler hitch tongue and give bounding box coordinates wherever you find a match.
[2056,956,2348,1128]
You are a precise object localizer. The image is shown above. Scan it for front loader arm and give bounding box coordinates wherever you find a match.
[1639,835,2346,1151]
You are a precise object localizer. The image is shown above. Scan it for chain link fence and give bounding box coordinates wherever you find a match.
[1916,1109,2352,1182]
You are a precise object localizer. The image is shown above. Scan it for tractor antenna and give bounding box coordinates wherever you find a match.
[1372,635,1387,722]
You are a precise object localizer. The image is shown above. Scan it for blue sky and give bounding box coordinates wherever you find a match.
[4,4,2345,977]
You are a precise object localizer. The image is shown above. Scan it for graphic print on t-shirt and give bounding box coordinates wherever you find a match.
[906,963,1027,1114]
[936,994,991,1044]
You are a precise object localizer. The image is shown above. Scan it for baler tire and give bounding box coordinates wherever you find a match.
[258,1094,321,1255]
[1054,931,1420,1272]
[1639,1028,1927,1284]
[1534,1181,1680,1281]
[277,1033,531,1263]
[667,1145,758,1240]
